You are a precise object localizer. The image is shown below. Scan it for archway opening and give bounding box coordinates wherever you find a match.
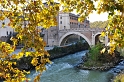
[59,32,92,47]
[95,34,105,45]
[60,34,82,46]
[59,34,90,47]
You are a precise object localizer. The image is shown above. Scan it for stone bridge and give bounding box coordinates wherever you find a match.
[45,27,108,47]
[57,28,108,46]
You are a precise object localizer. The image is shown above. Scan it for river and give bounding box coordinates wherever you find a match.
[27,50,112,82]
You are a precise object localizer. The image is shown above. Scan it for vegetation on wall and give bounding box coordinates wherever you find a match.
[48,41,89,59]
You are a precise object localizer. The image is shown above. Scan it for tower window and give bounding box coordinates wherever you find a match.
[60,16,62,19]
[60,21,62,24]
[64,26,66,29]
[7,31,8,35]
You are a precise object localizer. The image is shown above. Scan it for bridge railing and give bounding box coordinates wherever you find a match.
[59,27,105,32]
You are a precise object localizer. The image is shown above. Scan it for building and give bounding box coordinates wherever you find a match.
[0,18,14,42]
[59,12,90,30]
[42,11,90,46]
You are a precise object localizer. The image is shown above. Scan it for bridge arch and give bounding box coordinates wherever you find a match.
[94,32,103,44]
[94,32,101,38]
[59,32,91,46]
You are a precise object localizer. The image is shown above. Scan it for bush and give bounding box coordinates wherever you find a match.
[88,43,103,62]
[83,43,121,67]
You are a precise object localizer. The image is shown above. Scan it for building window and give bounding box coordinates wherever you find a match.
[10,31,12,35]
[60,21,62,24]
[60,16,62,19]
[6,31,8,35]
[79,25,80,28]
[64,26,66,29]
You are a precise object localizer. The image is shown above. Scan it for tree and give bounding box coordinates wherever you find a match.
[60,0,124,53]
[0,0,124,82]
[0,0,59,82]
[90,21,108,28]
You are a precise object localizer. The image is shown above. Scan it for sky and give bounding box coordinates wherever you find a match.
[87,1,108,22]
[88,11,108,22]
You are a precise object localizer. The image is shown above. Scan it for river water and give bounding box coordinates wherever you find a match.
[27,50,112,82]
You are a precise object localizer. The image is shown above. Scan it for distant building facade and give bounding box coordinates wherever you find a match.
[59,12,90,30]
[0,18,14,42]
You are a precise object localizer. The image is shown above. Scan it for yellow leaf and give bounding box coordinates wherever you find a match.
[34,74,41,82]
[31,58,38,66]
[13,62,16,65]
[24,18,29,21]
[0,73,3,77]
[39,38,43,42]
[11,54,17,59]
[25,52,31,57]
[26,71,30,74]
[100,48,106,54]
[16,52,24,59]
[101,32,105,36]
[36,65,40,71]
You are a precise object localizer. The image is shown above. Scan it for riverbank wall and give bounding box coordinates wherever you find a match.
[16,42,89,70]
[49,42,89,60]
